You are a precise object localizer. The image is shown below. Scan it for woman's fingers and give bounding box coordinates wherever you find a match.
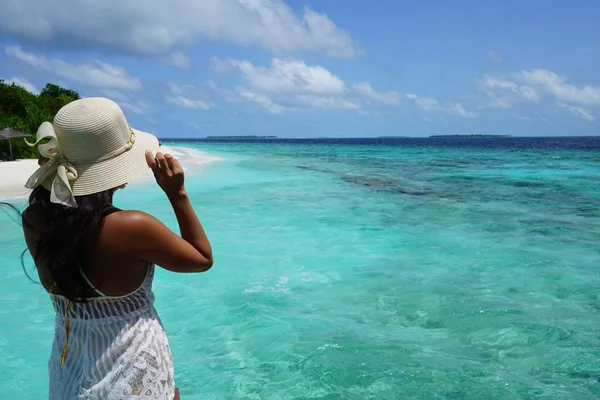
[156,152,171,174]
[149,151,182,183]
[145,151,157,169]
[145,151,161,179]
[166,154,183,175]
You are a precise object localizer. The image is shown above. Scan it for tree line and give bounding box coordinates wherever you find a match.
[0,79,80,159]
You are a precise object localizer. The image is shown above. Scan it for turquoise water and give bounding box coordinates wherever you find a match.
[1,140,600,399]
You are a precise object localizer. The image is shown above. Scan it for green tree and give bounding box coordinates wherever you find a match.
[0,80,80,159]
[38,83,80,116]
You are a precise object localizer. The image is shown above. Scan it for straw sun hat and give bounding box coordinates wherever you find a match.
[25,97,159,207]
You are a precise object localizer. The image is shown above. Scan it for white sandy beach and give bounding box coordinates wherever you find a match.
[0,159,40,199]
[0,146,221,200]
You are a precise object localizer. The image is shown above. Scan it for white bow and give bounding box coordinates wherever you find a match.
[25,122,79,207]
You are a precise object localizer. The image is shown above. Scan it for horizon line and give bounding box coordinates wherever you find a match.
[159,135,600,140]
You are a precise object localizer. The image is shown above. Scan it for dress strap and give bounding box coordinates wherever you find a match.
[78,263,153,299]
[79,267,107,297]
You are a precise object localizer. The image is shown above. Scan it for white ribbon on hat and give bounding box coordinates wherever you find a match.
[25,122,79,208]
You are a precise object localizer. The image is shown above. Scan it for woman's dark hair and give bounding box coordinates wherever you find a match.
[17,186,117,302]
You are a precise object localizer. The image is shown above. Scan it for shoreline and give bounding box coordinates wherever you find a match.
[0,145,221,201]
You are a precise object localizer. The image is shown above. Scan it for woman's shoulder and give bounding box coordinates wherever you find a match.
[101,210,167,245]
[104,209,160,228]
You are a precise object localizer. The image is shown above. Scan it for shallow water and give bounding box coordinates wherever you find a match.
[1,138,599,399]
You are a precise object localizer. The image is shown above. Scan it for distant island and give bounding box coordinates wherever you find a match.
[429,135,512,138]
[205,135,279,139]
[429,134,512,138]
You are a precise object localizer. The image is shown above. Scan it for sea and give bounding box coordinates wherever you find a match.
[1,136,599,399]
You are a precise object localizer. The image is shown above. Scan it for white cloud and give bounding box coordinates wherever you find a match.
[163,51,192,69]
[208,81,359,114]
[120,101,149,115]
[515,69,600,106]
[353,82,399,106]
[167,96,211,110]
[557,103,595,121]
[5,45,142,90]
[479,69,600,122]
[168,82,193,97]
[296,95,360,110]
[480,69,600,122]
[166,82,212,110]
[406,94,439,111]
[100,89,130,102]
[211,57,346,95]
[479,75,539,109]
[206,81,240,103]
[406,93,478,118]
[210,56,359,113]
[236,88,287,114]
[450,103,478,118]
[3,76,39,94]
[99,89,149,114]
[0,0,359,58]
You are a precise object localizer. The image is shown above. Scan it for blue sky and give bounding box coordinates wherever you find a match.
[1,0,599,138]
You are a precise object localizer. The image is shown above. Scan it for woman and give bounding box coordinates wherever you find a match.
[21,97,213,399]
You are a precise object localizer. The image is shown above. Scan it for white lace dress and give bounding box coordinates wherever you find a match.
[48,266,175,399]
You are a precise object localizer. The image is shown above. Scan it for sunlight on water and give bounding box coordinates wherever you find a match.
[1,139,599,399]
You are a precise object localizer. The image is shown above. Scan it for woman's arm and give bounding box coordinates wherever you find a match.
[167,191,213,269]
[105,152,213,273]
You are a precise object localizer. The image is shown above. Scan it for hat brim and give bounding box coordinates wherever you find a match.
[41,128,160,196]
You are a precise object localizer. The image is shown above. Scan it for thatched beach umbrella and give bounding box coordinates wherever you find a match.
[0,128,30,160]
